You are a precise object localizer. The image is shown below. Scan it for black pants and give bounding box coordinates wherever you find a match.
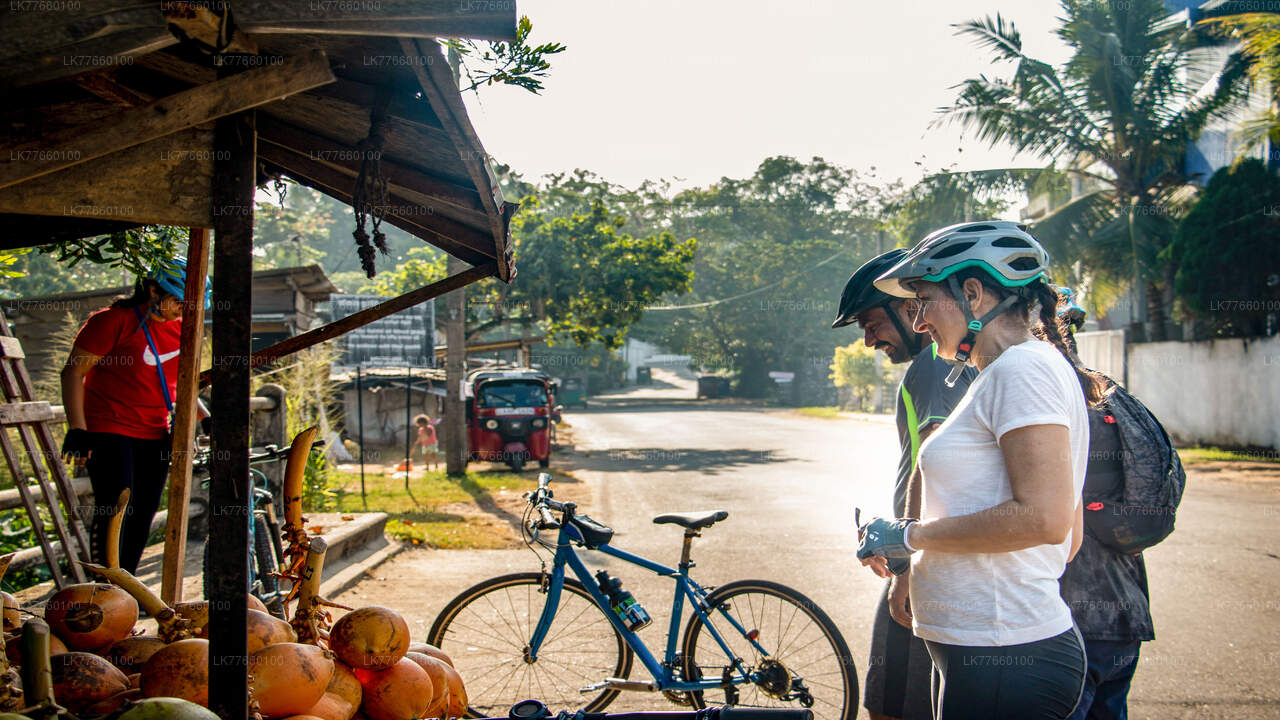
[84,432,171,574]
[924,626,1087,720]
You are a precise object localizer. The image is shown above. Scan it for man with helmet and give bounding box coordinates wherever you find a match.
[60,257,210,574]
[856,221,1099,719]
[832,249,976,720]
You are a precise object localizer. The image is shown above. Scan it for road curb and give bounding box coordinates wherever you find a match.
[320,538,406,599]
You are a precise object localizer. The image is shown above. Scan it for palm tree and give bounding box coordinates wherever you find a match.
[935,0,1250,339]
[1201,12,1280,151]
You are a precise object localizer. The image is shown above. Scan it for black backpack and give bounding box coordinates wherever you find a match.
[1082,384,1186,554]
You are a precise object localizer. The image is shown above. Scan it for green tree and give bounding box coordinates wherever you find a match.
[1201,12,1280,152]
[938,0,1251,339]
[1166,158,1280,338]
[830,343,888,411]
[0,227,187,298]
[883,166,1014,245]
[633,156,892,400]
[362,191,696,350]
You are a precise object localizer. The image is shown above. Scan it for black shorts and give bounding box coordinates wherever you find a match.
[924,626,1087,720]
[864,581,934,720]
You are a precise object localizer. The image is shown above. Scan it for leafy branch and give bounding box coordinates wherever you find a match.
[443,16,566,94]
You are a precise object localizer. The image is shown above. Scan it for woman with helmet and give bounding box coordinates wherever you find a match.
[854,221,1104,719]
[60,258,209,574]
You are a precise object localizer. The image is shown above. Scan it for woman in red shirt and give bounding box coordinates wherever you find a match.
[60,258,208,573]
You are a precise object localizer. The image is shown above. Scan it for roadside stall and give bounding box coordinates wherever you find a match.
[0,3,519,716]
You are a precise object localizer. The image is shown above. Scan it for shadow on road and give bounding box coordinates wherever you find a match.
[571,447,793,474]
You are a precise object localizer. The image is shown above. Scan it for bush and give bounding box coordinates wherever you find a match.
[1167,159,1280,338]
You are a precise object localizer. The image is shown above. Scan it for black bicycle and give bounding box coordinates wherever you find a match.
[191,441,319,619]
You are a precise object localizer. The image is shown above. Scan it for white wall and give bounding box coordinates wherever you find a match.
[1075,329,1127,386]
[1125,335,1280,450]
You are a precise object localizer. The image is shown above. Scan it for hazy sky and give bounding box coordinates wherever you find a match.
[461,0,1074,196]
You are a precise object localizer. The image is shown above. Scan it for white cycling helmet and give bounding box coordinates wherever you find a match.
[873,221,1052,386]
[872,220,1049,298]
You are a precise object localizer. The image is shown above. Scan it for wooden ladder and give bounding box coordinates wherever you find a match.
[0,309,90,587]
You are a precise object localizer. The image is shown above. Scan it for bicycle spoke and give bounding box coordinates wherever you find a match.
[434,576,628,715]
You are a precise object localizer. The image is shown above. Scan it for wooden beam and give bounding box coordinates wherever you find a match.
[255,114,485,214]
[73,70,156,107]
[255,143,495,262]
[197,263,497,388]
[162,2,257,54]
[401,39,512,282]
[160,227,208,606]
[0,48,335,190]
[207,93,254,720]
[233,1,517,41]
[0,402,55,426]
[0,128,216,227]
[0,215,139,250]
[0,27,177,90]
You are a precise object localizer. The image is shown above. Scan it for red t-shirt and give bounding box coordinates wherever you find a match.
[74,306,182,439]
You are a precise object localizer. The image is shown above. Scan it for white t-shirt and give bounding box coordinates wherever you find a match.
[910,340,1089,647]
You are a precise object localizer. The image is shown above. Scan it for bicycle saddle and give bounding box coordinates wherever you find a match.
[653,510,728,530]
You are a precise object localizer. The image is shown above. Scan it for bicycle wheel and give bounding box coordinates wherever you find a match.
[681,580,857,720]
[428,572,633,717]
[252,513,285,619]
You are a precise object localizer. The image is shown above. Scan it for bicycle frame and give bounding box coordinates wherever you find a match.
[527,521,773,693]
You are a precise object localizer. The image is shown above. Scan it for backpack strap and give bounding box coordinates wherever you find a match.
[134,308,175,425]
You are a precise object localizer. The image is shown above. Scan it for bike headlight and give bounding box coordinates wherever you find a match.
[484,419,500,430]
[530,418,546,429]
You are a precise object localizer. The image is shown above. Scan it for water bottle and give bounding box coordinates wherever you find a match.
[595,570,651,631]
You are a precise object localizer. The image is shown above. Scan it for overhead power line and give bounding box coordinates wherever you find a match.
[646,249,849,311]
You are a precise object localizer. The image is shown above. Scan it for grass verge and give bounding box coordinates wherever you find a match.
[1179,446,1280,465]
[796,406,841,419]
[331,467,538,549]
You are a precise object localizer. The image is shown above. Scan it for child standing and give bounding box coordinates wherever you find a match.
[414,414,440,470]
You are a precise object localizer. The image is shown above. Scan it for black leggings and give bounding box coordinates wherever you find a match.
[924,626,1087,720]
[84,432,171,574]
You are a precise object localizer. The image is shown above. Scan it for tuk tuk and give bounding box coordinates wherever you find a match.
[465,368,555,471]
[558,376,588,408]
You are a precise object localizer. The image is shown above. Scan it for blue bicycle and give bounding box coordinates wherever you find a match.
[428,474,857,720]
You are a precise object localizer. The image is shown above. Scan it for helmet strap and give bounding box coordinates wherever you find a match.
[883,300,923,358]
[943,275,1021,386]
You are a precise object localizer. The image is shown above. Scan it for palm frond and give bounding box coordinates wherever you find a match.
[953,14,1025,64]
[1027,189,1118,265]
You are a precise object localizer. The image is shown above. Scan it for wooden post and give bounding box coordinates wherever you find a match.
[444,255,467,476]
[160,227,209,606]
[208,100,255,720]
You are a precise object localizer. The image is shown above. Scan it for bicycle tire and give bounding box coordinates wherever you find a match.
[253,513,285,619]
[428,572,633,717]
[680,580,857,720]
[200,518,278,619]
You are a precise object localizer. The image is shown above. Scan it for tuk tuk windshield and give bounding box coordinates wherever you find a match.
[478,380,548,409]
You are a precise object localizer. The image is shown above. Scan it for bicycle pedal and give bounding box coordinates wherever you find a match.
[578,681,609,694]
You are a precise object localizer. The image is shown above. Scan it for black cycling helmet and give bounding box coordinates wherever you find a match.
[831,248,923,358]
[831,249,908,329]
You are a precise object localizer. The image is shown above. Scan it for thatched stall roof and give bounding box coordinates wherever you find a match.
[0,1,517,281]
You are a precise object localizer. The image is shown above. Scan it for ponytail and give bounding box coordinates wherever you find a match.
[1030,281,1108,407]
[944,269,1108,407]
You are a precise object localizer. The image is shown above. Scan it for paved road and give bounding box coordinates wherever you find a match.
[339,384,1280,719]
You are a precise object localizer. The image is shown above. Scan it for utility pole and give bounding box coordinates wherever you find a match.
[444,46,467,476]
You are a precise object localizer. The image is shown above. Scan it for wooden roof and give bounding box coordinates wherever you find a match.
[0,1,517,281]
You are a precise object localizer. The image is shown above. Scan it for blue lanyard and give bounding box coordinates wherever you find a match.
[134,307,175,419]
